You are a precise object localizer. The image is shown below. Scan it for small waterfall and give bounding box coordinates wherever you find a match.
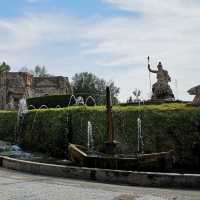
[87,121,94,152]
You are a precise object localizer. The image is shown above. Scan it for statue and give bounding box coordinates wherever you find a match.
[188,85,200,106]
[147,57,175,101]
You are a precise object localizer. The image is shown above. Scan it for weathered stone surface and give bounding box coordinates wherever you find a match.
[2,156,200,189]
[32,76,72,97]
[0,167,200,200]
[148,62,175,101]
[0,72,72,109]
[188,85,200,106]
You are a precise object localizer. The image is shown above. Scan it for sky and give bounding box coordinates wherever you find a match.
[0,0,200,101]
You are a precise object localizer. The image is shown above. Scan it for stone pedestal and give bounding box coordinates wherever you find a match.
[151,82,175,101]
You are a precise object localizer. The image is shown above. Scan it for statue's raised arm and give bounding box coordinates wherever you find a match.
[147,56,157,73]
[148,63,158,73]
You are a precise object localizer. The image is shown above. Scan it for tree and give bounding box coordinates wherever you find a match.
[0,62,11,73]
[34,65,49,77]
[72,72,120,105]
[127,96,133,103]
[19,65,51,77]
[133,89,141,102]
[18,67,34,74]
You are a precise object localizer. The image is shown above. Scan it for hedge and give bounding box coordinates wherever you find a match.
[27,94,95,109]
[0,103,200,170]
[0,111,17,143]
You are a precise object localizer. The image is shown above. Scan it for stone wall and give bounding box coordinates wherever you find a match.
[2,156,200,189]
[0,72,72,109]
[32,76,72,97]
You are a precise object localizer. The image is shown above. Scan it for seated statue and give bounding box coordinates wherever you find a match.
[148,61,175,101]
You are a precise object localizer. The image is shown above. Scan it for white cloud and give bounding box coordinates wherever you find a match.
[102,0,200,17]
[26,0,45,3]
[0,1,200,101]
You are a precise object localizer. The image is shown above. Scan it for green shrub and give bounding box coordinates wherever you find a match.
[27,95,76,109]
[27,94,96,109]
[0,111,17,143]
[0,103,199,169]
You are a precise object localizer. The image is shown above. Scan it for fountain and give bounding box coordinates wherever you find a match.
[0,96,33,159]
[68,95,77,106]
[15,97,28,143]
[87,121,94,152]
[30,104,49,135]
[68,87,175,171]
[137,117,144,153]
[67,95,96,106]
[85,96,96,106]
[38,105,48,109]
[76,96,84,105]
[28,105,36,110]
[137,101,144,154]
[18,97,28,116]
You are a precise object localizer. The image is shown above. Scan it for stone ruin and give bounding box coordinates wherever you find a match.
[0,72,72,109]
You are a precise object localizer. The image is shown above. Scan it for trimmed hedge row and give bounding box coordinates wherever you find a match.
[27,95,75,108]
[0,111,17,143]
[27,94,95,109]
[0,103,200,170]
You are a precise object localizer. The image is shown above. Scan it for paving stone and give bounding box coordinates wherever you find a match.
[0,168,199,200]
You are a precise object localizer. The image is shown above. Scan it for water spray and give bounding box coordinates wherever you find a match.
[87,121,94,152]
[137,100,144,154]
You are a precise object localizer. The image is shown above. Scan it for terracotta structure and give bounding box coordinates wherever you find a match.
[148,61,175,101]
[188,85,200,106]
[0,72,72,109]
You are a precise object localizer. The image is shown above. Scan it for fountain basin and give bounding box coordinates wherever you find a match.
[0,155,200,189]
[68,144,175,171]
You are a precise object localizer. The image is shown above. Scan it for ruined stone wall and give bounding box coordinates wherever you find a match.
[0,73,7,109]
[0,72,72,109]
[0,72,33,109]
[32,76,72,97]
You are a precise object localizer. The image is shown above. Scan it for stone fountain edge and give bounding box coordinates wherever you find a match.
[0,156,200,189]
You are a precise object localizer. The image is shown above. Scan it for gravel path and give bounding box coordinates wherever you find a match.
[0,168,199,200]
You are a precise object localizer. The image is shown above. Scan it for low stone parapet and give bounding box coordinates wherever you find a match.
[1,156,200,189]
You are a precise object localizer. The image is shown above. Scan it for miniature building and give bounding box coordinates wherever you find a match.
[0,72,72,109]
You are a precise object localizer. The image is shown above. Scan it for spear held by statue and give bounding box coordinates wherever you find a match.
[147,56,152,96]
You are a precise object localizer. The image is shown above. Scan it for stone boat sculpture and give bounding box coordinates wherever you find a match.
[68,87,175,171]
[68,144,174,171]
